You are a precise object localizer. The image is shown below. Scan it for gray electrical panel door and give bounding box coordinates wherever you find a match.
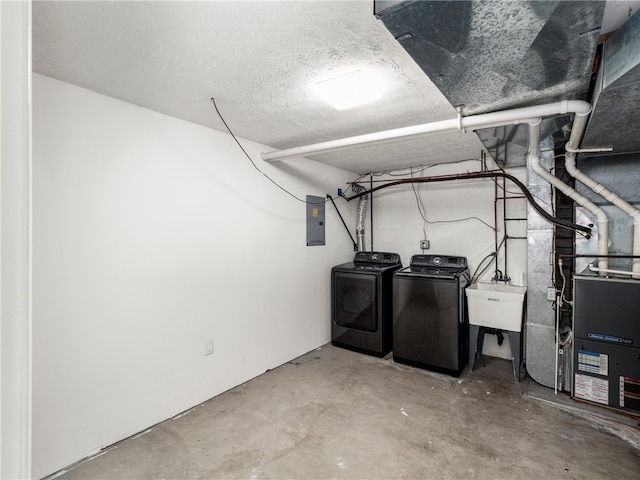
[306,195,325,246]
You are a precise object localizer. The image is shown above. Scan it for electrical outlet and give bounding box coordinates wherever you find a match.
[546,287,556,301]
[420,240,430,249]
[205,339,214,356]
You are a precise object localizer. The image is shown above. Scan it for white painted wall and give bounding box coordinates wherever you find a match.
[32,75,531,478]
[1,2,32,479]
[32,74,357,479]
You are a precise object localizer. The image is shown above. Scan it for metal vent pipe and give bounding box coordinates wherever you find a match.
[352,184,368,252]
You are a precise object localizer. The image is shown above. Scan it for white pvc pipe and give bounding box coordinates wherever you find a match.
[460,100,591,130]
[564,151,640,277]
[261,100,593,161]
[527,121,609,274]
[262,117,460,161]
[588,265,639,277]
[559,105,639,277]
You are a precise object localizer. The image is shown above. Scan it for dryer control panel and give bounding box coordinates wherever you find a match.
[353,251,401,266]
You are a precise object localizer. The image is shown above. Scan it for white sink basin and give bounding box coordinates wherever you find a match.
[466,283,527,331]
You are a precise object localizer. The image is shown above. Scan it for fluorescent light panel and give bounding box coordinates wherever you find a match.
[314,70,384,110]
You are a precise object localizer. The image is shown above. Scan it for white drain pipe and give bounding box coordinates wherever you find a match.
[564,149,640,277]
[261,100,598,162]
[527,119,609,274]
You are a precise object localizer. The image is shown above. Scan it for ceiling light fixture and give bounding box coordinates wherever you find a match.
[313,69,384,110]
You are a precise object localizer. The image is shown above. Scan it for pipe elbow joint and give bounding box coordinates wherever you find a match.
[564,100,592,116]
[595,212,609,224]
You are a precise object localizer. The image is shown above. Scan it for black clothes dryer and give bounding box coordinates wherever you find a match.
[331,251,402,357]
[393,254,470,376]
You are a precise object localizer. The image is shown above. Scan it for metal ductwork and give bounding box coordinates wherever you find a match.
[582,8,640,155]
[375,0,605,168]
[570,9,640,276]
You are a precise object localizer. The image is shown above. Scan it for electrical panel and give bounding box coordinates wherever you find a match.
[306,195,325,246]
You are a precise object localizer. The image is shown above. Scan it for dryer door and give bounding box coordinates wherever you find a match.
[333,272,378,332]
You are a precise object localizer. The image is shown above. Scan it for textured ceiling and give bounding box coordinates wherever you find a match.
[32,0,487,174]
[32,1,639,174]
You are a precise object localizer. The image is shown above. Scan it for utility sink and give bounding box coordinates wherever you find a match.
[466,283,527,332]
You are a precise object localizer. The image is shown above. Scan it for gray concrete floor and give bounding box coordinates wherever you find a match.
[49,344,639,480]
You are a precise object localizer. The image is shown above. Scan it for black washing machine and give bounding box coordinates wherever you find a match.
[393,254,470,376]
[331,251,402,357]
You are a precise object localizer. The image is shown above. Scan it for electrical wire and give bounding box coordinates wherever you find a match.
[425,216,495,230]
[349,158,482,182]
[210,98,329,205]
[410,167,429,240]
[349,161,495,235]
[406,165,495,233]
[469,243,496,263]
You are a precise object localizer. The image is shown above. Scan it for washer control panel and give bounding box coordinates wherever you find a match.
[410,254,467,269]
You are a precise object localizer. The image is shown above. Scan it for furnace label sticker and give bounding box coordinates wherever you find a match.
[574,373,609,405]
[577,350,608,376]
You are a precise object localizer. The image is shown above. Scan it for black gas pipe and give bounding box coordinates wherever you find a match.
[343,170,592,238]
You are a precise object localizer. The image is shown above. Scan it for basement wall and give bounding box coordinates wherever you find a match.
[31,74,357,478]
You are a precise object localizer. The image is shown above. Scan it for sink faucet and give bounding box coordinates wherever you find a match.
[493,270,511,283]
